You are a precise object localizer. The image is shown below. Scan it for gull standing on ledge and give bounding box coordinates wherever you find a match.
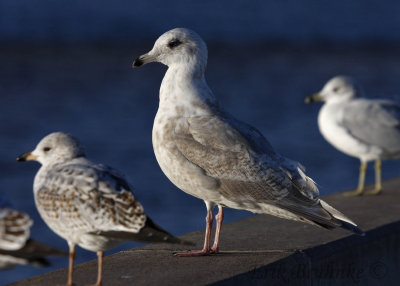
[306,76,400,196]
[17,132,188,285]
[132,28,364,257]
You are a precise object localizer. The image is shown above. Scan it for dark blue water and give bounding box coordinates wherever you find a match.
[1,0,400,44]
[1,43,400,284]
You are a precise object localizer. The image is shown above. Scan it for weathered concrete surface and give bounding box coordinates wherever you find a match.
[9,178,400,286]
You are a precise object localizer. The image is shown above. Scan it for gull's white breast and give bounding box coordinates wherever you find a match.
[318,102,380,161]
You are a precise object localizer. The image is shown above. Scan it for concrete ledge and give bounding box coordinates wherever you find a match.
[9,178,400,286]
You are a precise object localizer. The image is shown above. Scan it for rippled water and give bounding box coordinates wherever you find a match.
[1,44,400,284]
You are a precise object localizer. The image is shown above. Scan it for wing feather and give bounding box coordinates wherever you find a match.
[173,113,320,207]
[36,163,146,236]
[341,99,400,156]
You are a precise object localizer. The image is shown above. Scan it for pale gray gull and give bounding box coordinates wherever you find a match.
[132,28,364,256]
[17,132,189,285]
[306,76,400,196]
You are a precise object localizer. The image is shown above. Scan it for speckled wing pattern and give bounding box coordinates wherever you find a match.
[35,163,147,237]
[0,208,32,251]
[341,99,400,157]
[173,113,343,228]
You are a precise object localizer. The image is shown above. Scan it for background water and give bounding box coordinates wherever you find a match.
[1,1,400,284]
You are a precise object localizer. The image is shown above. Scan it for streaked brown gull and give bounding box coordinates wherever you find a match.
[17,132,188,285]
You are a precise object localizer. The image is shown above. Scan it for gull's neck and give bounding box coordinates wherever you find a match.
[38,155,80,167]
[33,157,87,192]
[158,60,218,117]
[34,164,53,194]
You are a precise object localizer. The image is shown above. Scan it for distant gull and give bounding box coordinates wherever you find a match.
[17,132,188,285]
[132,28,364,256]
[0,199,65,270]
[306,76,400,196]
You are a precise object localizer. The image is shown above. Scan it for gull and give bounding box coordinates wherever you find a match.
[132,28,364,256]
[305,76,400,196]
[17,132,188,285]
[0,199,66,270]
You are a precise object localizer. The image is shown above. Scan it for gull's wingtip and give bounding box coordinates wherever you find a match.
[319,200,365,236]
[339,220,365,236]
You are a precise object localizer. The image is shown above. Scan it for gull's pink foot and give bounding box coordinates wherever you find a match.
[210,246,219,254]
[174,249,211,257]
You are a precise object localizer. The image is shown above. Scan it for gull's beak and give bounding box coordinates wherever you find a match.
[305,93,324,104]
[132,52,157,68]
[16,152,37,162]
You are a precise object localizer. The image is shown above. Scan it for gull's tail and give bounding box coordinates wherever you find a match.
[137,217,195,245]
[279,199,365,236]
[319,200,365,236]
[0,239,68,268]
[93,217,194,246]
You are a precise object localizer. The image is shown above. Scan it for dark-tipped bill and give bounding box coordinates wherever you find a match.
[132,57,144,67]
[132,53,157,68]
[17,152,37,162]
[305,93,323,104]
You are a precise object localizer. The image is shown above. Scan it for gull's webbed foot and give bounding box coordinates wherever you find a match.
[342,188,364,197]
[174,248,211,257]
[364,187,382,195]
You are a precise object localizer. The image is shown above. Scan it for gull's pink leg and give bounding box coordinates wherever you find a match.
[87,251,104,286]
[175,206,214,257]
[95,251,104,286]
[67,243,75,286]
[210,205,224,254]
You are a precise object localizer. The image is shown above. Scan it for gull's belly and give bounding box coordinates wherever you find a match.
[34,196,119,251]
[318,104,379,161]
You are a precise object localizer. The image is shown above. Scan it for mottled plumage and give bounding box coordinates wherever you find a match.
[17,132,186,285]
[0,207,32,251]
[0,203,65,270]
[35,161,155,251]
[133,28,364,256]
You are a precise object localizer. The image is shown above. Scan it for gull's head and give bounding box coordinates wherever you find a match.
[132,28,208,71]
[305,76,359,104]
[17,132,85,166]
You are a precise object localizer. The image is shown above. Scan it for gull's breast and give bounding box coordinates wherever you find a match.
[152,111,221,202]
[318,103,377,160]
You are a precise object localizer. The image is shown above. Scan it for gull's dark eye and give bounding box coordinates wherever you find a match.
[333,87,340,93]
[168,39,182,49]
[43,147,51,152]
